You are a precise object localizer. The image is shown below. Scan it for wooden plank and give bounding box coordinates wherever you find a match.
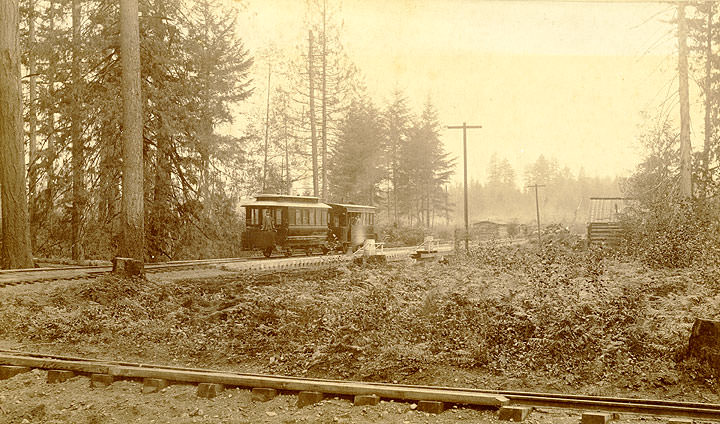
[0,354,110,374]
[108,365,509,407]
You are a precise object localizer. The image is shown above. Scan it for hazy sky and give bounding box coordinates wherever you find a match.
[230,0,695,185]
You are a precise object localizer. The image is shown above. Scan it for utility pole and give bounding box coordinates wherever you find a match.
[527,184,545,251]
[447,122,482,254]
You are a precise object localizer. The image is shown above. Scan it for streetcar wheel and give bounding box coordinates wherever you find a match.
[305,247,312,256]
[263,247,273,258]
[285,248,292,257]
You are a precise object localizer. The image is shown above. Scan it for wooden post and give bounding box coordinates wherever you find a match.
[447,123,482,254]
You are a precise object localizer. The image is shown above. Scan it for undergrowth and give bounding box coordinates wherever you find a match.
[0,244,718,391]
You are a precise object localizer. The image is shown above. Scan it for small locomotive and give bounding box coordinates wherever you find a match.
[241,194,376,257]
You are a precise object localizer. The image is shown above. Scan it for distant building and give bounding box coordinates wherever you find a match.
[587,197,633,246]
[472,220,511,240]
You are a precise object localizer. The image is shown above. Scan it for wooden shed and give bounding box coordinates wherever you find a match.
[472,220,509,240]
[587,197,631,246]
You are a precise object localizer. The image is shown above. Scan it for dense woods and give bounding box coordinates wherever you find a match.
[2,1,719,267]
[619,2,720,268]
[0,0,456,266]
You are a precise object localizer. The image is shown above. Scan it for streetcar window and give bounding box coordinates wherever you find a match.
[303,209,309,225]
[295,209,301,225]
[275,209,282,225]
[250,208,260,225]
[289,208,295,225]
[321,210,327,225]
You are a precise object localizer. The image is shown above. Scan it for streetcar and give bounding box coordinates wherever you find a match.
[241,195,376,257]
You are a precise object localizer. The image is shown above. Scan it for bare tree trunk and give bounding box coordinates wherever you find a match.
[308,30,319,197]
[71,0,84,260]
[119,0,144,269]
[0,0,34,269]
[262,64,270,192]
[678,2,693,198]
[284,112,291,195]
[46,0,55,220]
[703,3,713,197]
[321,0,328,201]
[150,131,172,260]
[28,0,37,248]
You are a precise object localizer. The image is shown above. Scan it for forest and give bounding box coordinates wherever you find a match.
[1,1,720,269]
[0,0,456,266]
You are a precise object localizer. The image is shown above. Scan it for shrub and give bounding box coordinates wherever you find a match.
[620,199,720,268]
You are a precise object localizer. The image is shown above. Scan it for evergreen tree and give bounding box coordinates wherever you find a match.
[400,100,453,227]
[1,0,34,269]
[329,96,384,204]
[381,88,412,224]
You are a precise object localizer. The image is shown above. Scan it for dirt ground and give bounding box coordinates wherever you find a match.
[1,248,720,423]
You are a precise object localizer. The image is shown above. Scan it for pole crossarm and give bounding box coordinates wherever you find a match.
[447,122,482,255]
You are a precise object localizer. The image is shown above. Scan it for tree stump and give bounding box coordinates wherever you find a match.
[688,318,720,371]
[112,257,144,276]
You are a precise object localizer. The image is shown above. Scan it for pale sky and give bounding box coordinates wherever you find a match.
[229,0,698,186]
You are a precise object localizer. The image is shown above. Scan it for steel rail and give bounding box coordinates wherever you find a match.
[0,351,506,408]
[0,350,717,420]
[0,246,439,287]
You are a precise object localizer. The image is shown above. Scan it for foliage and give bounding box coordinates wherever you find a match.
[621,117,720,268]
[395,100,454,227]
[18,0,253,261]
[329,96,385,204]
[620,199,720,268]
[376,225,426,247]
[3,247,718,391]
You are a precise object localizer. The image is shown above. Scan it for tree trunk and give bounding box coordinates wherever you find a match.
[284,112,291,195]
[0,0,34,269]
[46,0,55,220]
[703,4,713,197]
[27,0,37,248]
[262,64,271,192]
[150,131,172,260]
[308,30,319,197]
[321,0,328,201]
[71,0,84,260]
[119,0,145,269]
[678,2,693,198]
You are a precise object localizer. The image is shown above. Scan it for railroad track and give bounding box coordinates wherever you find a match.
[0,350,718,421]
[0,245,454,288]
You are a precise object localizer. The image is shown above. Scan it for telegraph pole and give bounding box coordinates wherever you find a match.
[447,123,482,254]
[527,184,545,250]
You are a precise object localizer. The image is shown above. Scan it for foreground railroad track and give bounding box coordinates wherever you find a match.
[0,245,453,288]
[0,350,718,422]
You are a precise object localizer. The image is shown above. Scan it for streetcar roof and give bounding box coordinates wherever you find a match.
[254,194,322,203]
[326,203,376,213]
[241,200,331,209]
